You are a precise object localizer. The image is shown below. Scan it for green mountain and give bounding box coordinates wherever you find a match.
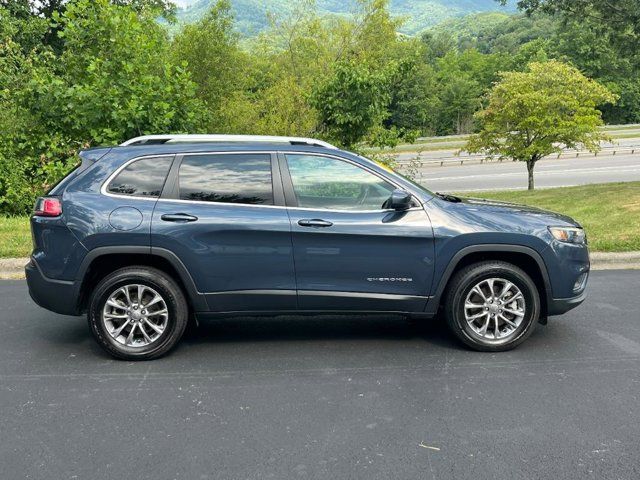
[176,0,517,36]
[429,11,557,53]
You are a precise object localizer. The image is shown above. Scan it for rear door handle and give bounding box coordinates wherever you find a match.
[161,213,198,223]
[298,219,333,228]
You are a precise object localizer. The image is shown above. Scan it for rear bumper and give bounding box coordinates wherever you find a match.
[25,259,80,316]
[547,291,587,316]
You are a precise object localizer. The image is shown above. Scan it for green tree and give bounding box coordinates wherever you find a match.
[170,0,244,131]
[466,60,616,190]
[41,0,203,144]
[312,59,393,148]
[421,30,456,60]
[386,57,437,134]
[506,0,640,36]
[430,49,509,135]
[0,0,176,52]
[0,2,49,53]
[0,0,203,214]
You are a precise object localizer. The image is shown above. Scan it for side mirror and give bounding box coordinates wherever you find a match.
[385,189,413,211]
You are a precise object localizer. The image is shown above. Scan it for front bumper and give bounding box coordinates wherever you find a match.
[542,240,590,316]
[547,290,587,316]
[25,259,80,316]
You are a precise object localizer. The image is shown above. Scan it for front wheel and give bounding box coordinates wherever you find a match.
[88,267,189,360]
[444,261,541,352]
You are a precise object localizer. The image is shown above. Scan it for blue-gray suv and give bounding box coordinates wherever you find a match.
[26,135,590,360]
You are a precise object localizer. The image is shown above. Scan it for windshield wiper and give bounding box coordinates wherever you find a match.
[435,192,462,203]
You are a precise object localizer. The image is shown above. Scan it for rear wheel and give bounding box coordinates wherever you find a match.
[88,267,188,360]
[444,261,540,352]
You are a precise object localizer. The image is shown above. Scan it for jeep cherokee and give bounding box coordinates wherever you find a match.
[25,135,590,360]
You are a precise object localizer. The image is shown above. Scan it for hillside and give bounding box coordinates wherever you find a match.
[428,11,557,53]
[176,0,517,36]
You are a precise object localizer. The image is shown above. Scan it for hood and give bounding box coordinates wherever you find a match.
[455,196,582,228]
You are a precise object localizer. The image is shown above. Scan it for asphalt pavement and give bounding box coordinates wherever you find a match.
[1,272,639,479]
[400,151,640,192]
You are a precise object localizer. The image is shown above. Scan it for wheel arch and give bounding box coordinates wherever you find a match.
[74,246,207,314]
[426,245,552,317]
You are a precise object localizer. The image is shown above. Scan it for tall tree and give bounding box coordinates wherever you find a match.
[312,59,393,148]
[170,0,243,131]
[41,0,202,144]
[466,60,616,190]
[504,0,640,33]
[0,0,176,52]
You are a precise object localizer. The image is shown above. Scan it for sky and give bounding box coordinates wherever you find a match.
[173,0,197,7]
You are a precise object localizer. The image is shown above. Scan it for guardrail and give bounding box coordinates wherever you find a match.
[393,145,640,168]
[408,124,640,145]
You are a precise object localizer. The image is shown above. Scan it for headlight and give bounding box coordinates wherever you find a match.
[548,227,586,245]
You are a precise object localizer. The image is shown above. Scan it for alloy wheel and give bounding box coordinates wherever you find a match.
[463,278,526,342]
[102,284,169,348]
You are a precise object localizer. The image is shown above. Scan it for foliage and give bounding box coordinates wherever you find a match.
[312,59,393,148]
[46,0,204,144]
[466,60,617,190]
[170,0,243,131]
[429,11,556,54]
[0,0,176,52]
[176,0,517,36]
[506,0,640,38]
[0,0,638,213]
[0,0,204,214]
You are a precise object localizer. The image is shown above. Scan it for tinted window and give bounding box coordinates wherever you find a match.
[178,154,273,205]
[107,157,172,197]
[286,154,395,211]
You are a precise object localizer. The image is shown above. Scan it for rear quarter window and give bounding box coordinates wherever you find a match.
[107,157,173,197]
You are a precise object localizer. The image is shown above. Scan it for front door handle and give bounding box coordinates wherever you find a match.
[161,213,198,223]
[298,219,333,228]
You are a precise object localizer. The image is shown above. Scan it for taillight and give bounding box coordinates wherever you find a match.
[34,197,63,217]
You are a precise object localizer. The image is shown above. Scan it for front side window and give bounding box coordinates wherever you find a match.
[107,157,173,197]
[286,154,395,211]
[178,154,273,205]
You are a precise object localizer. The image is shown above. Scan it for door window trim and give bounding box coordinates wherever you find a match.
[277,152,422,213]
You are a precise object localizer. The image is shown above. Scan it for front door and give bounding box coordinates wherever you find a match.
[152,152,296,312]
[280,153,435,312]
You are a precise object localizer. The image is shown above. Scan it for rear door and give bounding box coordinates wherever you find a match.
[151,152,296,312]
[280,153,435,312]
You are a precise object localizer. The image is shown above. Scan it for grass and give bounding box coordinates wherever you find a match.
[602,123,640,131]
[457,182,640,253]
[0,216,31,258]
[0,182,638,257]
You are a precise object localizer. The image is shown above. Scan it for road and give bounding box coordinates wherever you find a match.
[1,272,640,479]
[395,142,640,192]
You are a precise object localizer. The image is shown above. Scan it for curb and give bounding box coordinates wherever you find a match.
[0,258,29,280]
[589,252,640,270]
[2,253,639,280]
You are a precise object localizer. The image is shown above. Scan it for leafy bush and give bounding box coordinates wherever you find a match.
[0,0,205,214]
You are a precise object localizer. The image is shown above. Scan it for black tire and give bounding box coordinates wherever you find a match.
[443,261,540,352]
[88,266,189,360]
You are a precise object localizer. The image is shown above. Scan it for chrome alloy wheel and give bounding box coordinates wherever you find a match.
[464,278,526,342]
[102,284,169,348]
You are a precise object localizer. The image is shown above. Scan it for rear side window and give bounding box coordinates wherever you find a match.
[178,154,273,205]
[107,157,173,197]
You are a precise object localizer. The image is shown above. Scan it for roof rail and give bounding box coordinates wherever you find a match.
[120,134,338,149]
